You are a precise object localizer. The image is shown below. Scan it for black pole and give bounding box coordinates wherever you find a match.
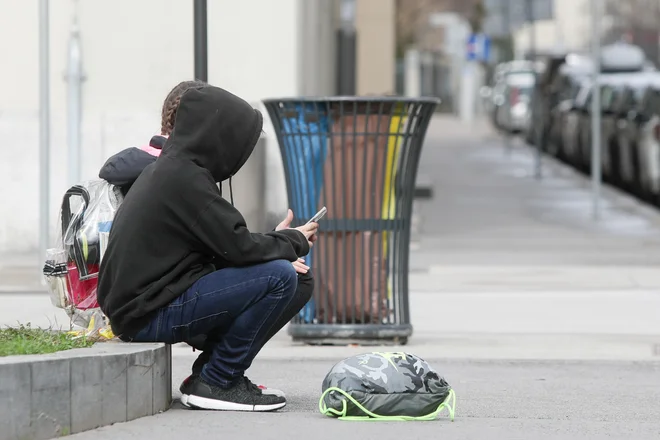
[336,28,356,95]
[336,0,357,95]
[194,0,208,82]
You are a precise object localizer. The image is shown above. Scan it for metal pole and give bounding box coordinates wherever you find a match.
[591,0,602,220]
[194,0,208,82]
[337,0,356,95]
[39,0,50,267]
[528,0,542,179]
[504,0,512,155]
[657,0,660,69]
[65,1,83,187]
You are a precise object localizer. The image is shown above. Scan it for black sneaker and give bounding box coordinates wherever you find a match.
[186,376,286,412]
[181,373,285,406]
[179,350,211,406]
[179,374,200,407]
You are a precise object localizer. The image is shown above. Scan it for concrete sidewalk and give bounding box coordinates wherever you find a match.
[4,115,660,439]
[67,357,660,440]
[413,116,660,268]
[0,252,45,293]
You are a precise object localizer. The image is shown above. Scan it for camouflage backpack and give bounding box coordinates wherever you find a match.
[319,352,456,421]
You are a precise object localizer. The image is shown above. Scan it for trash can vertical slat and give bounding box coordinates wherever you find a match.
[388,103,407,325]
[376,103,392,324]
[360,103,370,323]
[263,97,438,345]
[351,102,359,326]
[396,103,417,325]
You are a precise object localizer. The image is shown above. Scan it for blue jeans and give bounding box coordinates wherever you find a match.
[129,259,310,388]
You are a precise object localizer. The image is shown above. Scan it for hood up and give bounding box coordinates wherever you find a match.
[162,85,263,182]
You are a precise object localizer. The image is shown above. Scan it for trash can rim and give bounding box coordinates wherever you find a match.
[262,96,441,105]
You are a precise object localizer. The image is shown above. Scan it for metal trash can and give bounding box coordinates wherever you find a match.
[263,97,439,345]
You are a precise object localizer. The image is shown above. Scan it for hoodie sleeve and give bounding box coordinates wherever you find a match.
[189,182,309,266]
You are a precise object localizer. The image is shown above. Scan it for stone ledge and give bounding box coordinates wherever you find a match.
[0,342,171,440]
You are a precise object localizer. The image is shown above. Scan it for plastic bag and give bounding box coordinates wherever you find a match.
[60,180,123,310]
[66,308,115,342]
[42,179,123,339]
[43,248,71,309]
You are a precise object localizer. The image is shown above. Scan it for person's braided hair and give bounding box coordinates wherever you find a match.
[160,80,206,136]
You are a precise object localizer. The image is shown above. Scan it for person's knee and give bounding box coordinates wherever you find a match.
[264,259,298,295]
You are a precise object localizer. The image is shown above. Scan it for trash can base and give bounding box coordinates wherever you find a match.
[292,337,408,347]
[288,323,412,346]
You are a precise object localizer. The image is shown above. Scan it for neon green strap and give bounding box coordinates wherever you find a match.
[318,387,456,422]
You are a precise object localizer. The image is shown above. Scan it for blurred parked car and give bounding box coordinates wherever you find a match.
[561,80,592,167]
[546,57,593,157]
[615,84,647,193]
[616,79,660,196]
[526,43,649,152]
[600,76,628,182]
[575,73,651,176]
[493,71,535,133]
[509,41,660,209]
[602,73,659,187]
[524,53,567,148]
[485,61,537,133]
[635,80,660,202]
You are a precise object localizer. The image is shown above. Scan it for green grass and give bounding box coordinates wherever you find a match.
[0,324,94,357]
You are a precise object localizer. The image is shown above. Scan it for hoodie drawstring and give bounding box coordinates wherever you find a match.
[229,177,234,206]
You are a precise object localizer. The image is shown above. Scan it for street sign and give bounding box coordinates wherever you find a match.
[467,33,491,61]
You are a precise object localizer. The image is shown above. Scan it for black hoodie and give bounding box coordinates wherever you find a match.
[97,85,309,337]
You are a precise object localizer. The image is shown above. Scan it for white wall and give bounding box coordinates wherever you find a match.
[355,0,395,95]
[0,0,335,255]
[513,0,591,55]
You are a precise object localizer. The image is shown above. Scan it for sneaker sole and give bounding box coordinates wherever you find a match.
[185,395,286,412]
[182,391,284,407]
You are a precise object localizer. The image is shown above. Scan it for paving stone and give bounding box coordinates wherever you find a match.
[0,362,31,440]
[152,345,172,414]
[71,355,104,433]
[31,359,71,440]
[126,349,155,420]
[100,352,128,426]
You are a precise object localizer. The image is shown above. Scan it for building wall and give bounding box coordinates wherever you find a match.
[513,0,591,55]
[0,0,335,255]
[299,0,338,97]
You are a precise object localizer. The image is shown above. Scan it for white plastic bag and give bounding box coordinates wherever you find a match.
[43,248,71,309]
[43,179,123,337]
[59,180,123,310]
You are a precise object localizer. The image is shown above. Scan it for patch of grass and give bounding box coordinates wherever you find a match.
[0,324,94,357]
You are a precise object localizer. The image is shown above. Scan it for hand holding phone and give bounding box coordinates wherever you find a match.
[295,207,325,248]
[306,206,327,224]
[295,222,318,247]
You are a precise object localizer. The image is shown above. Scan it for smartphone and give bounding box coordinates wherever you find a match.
[306,206,327,224]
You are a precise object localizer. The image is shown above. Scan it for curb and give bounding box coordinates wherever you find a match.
[0,286,47,294]
[0,342,172,440]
